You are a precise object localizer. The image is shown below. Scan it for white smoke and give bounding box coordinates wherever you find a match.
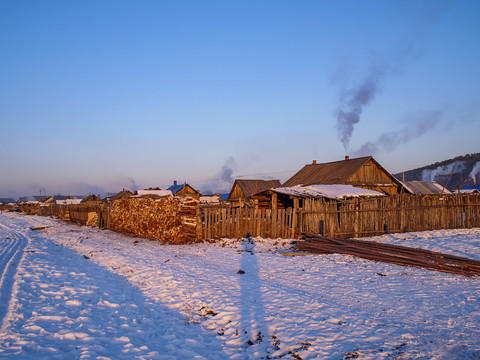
[469,162,480,184]
[200,157,236,195]
[351,111,441,157]
[421,161,466,182]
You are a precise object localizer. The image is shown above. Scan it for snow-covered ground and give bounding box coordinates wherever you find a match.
[0,212,479,359]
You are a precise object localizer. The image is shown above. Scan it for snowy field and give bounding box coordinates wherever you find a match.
[0,212,479,359]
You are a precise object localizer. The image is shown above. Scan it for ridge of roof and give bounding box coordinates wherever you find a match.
[283,156,373,187]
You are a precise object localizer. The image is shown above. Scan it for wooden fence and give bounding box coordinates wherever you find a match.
[199,193,480,240]
[200,207,297,240]
[16,193,480,241]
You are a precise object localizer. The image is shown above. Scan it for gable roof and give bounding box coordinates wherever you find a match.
[283,156,374,187]
[110,190,133,201]
[401,181,450,195]
[167,183,184,194]
[81,194,104,203]
[228,179,281,199]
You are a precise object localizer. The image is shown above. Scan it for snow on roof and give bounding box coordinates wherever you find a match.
[56,199,82,205]
[272,184,385,200]
[136,190,173,198]
[199,195,220,204]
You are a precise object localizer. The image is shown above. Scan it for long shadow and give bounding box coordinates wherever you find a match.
[0,225,229,359]
[238,236,270,355]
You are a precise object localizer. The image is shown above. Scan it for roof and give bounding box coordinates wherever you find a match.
[271,184,386,200]
[110,190,133,201]
[401,181,451,195]
[283,157,373,187]
[81,195,104,203]
[136,190,172,198]
[167,183,184,194]
[56,198,82,205]
[228,179,281,199]
[283,156,403,190]
[458,185,480,193]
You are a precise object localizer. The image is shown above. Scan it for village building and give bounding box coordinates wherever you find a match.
[108,189,133,201]
[458,186,480,194]
[227,179,281,208]
[81,194,104,206]
[400,181,451,195]
[283,156,407,196]
[167,181,200,198]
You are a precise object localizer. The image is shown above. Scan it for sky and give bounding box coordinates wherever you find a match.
[1,0,479,198]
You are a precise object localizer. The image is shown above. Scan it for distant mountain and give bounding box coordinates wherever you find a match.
[394,153,480,191]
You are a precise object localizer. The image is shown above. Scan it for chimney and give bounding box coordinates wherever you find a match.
[312,160,317,164]
[345,156,349,160]
[174,180,177,186]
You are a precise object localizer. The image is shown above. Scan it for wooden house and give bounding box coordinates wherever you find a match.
[283,156,407,195]
[109,189,133,201]
[81,194,104,206]
[167,181,200,199]
[227,179,281,207]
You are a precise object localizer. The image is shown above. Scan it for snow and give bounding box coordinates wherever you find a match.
[1,212,480,359]
[55,199,82,205]
[272,184,385,200]
[135,190,173,198]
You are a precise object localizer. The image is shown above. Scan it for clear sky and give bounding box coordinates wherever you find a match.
[1,0,479,198]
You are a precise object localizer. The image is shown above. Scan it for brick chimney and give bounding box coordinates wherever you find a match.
[312,160,317,164]
[345,156,349,160]
[174,180,177,186]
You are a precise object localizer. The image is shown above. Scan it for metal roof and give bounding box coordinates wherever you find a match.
[401,181,450,195]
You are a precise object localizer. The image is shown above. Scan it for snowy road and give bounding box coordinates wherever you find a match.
[0,214,224,359]
[1,212,480,359]
[0,223,28,327]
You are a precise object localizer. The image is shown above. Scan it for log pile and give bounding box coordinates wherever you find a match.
[297,233,480,277]
[109,196,200,244]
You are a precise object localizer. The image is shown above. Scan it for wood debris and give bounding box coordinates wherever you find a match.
[297,233,480,277]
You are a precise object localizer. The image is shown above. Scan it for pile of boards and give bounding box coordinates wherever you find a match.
[109,196,200,243]
[297,233,480,277]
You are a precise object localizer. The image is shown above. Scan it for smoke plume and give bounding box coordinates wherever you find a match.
[469,162,480,184]
[201,157,236,195]
[128,177,137,191]
[351,110,442,157]
[335,65,388,151]
[421,161,466,182]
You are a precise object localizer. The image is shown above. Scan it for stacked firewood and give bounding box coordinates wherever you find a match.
[109,196,200,243]
[298,233,480,277]
[178,197,200,243]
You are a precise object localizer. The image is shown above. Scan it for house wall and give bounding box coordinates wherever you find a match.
[346,160,400,195]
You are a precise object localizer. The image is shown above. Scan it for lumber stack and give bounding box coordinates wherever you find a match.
[298,233,480,277]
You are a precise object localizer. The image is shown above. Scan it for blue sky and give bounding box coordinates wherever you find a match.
[1,0,479,197]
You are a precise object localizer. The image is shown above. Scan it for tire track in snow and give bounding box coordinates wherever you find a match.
[0,224,28,331]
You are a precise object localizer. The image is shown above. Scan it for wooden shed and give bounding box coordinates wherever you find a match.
[227,179,281,207]
[283,156,407,195]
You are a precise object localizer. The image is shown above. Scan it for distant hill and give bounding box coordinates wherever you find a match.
[393,153,480,191]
